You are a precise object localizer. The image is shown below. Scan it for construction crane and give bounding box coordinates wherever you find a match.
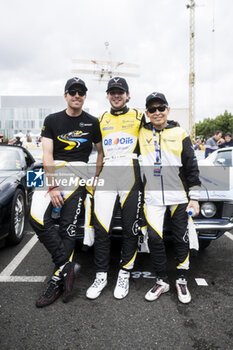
[72,42,139,82]
[187,0,196,141]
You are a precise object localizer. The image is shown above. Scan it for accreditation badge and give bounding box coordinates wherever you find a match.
[153,162,162,176]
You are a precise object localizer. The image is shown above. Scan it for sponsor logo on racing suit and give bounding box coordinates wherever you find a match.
[58,130,89,150]
[132,190,143,235]
[104,137,133,146]
[67,196,83,237]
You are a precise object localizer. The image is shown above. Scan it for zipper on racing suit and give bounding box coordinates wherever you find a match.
[153,128,165,205]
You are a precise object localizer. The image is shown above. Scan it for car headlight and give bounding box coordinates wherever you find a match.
[200,202,217,218]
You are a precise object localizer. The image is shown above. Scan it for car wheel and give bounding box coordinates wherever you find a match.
[7,189,26,245]
[199,240,211,250]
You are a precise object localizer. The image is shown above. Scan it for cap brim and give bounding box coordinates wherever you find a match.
[65,83,87,92]
[106,86,127,93]
[146,97,167,107]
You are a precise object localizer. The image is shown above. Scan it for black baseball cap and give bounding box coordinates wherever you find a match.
[146,92,168,108]
[106,77,129,93]
[64,77,88,93]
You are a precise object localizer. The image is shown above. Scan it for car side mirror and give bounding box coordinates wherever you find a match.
[30,161,43,170]
[216,158,225,165]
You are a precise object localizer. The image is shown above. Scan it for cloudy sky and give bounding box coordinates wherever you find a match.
[0,0,232,121]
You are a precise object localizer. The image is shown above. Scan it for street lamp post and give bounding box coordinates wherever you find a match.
[187,0,196,142]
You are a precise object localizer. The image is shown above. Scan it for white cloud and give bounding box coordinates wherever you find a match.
[0,0,232,122]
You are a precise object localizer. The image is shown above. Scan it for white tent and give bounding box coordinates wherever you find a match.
[28,132,41,138]
[14,132,25,138]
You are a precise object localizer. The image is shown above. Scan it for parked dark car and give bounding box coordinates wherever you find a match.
[0,144,42,245]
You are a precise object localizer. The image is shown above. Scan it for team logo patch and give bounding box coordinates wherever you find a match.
[79,122,93,127]
[183,230,189,243]
[58,130,89,150]
[146,138,152,144]
[67,224,77,237]
[27,169,44,187]
[122,124,134,129]
[132,220,141,235]
[103,127,114,131]
[163,138,176,143]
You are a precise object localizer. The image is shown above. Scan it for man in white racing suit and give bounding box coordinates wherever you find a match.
[86,77,145,300]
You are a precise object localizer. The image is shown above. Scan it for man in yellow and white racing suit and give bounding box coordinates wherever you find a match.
[139,92,201,304]
[86,77,145,300]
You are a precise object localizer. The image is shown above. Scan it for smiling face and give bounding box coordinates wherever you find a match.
[225,135,232,142]
[214,132,223,141]
[146,100,170,130]
[107,88,129,110]
[64,84,86,115]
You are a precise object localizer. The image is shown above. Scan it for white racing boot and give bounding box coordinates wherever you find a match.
[86,272,107,300]
[114,269,130,299]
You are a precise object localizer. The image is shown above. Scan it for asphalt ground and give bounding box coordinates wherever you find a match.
[0,222,233,350]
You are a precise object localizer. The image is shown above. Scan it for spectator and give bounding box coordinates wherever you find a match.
[204,130,223,158]
[13,136,22,146]
[219,132,233,148]
[194,139,205,151]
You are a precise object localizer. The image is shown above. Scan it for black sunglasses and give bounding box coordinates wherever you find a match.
[108,90,125,96]
[147,105,167,113]
[68,89,86,97]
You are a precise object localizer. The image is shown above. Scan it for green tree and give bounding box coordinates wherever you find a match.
[195,110,233,139]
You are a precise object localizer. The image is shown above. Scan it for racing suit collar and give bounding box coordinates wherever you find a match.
[144,119,179,131]
[110,106,129,116]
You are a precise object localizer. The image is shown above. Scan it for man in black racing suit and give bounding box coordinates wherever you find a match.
[30,77,103,307]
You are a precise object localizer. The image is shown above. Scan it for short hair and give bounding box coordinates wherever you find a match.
[225,132,232,138]
[214,130,222,135]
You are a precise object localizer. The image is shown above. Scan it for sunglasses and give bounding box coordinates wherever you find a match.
[68,89,86,97]
[108,90,125,96]
[147,105,167,113]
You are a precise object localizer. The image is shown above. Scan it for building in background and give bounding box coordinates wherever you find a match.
[169,108,189,132]
[144,107,189,132]
[0,96,188,139]
[0,96,66,139]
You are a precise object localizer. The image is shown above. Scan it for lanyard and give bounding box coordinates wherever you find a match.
[152,128,162,163]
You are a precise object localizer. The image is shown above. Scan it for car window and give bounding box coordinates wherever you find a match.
[23,151,34,167]
[214,150,232,167]
[0,149,22,170]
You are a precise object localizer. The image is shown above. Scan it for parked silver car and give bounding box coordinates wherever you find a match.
[194,147,233,248]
